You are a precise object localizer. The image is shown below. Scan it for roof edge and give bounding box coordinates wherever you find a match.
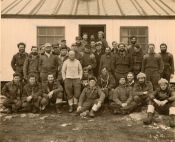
[1,14,175,19]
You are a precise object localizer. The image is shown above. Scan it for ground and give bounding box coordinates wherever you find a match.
[0,105,175,142]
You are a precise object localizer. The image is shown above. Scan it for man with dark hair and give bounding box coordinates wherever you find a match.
[111,41,118,54]
[39,43,59,83]
[76,76,105,117]
[81,33,89,48]
[52,44,60,56]
[75,36,84,56]
[40,74,63,114]
[99,47,114,75]
[127,36,137,55]
[22,74,42,113]
[90,40,96,54]
[112,43,132,86]
[2,73,23,113]
[81,44,96,75]
[142,44,164,90]
[131,44,144,77]
[23,46,40,81]
[11,42,28,79]
[159,43,174,81]
[126,72,135,88]
[97,31,108,54]
[60,39,70,51]
[143,78,175,127]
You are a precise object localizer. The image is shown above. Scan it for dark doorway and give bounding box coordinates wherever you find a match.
[79,25,106,41]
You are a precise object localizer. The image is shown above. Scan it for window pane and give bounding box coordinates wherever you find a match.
[120,28,129,36]
[129,28,137,36]
[121,37,129,44]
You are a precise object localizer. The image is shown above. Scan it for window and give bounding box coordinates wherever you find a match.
[120,26,148,53]
[37,27,65,47]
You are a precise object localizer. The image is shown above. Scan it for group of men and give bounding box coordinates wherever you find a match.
[1,31,175,127]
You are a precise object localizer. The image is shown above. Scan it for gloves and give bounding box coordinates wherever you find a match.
[27,96,32,102]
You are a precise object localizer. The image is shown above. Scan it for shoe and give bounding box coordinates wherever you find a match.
[55,106,62,114]
[143,113,153,125]
[89,110,95,118]
[69,105,73,113]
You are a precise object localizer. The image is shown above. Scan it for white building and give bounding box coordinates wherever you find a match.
[1,0,175,81]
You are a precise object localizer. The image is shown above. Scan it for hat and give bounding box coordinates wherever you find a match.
[158,78,168,85]
[137,72,146,79]
[61,39,66,42]
[98,31,104,35]
[96,41,102,46]
[89,76,97,82]
[13,73,20,77]
[118,43,126,48]
[76,36,82,40]
[44,43,52,47]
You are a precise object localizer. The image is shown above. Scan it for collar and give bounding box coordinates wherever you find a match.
[45,52,51,57]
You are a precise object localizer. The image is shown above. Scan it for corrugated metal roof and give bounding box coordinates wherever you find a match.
[1,0,175,18]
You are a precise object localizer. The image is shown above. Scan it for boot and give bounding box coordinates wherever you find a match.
[73,104,78,111]
[143,113,153,125]
[169,115,175,128]
[68,105,73,113]
[89,109,95,118]
[55,104,62,114]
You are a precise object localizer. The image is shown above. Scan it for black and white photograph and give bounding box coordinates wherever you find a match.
[1,0,175,141]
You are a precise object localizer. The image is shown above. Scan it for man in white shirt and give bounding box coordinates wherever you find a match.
[62,50,83,113]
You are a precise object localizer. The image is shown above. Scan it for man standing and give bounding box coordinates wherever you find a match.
[99,47,114,75]
[40,74,63,114]
[127,36,137,55]
[142,44,164,90]
[2,73,23,113]
[39,43,59,83]
[11,42,28,79]
[112,43,132,86]
[90,40,96,54]
[97,31,108,54]
[23,46,40,81]
[75,36,84,55]
[159,43,174,81]
[81,45,96,75]
[62,50,83,113]
[81,33,89,48]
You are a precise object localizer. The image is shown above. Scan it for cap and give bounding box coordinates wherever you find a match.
[158,78,168,85]
[44,43,52,47]
[137,72,146,79]
[96,41,102,46]
[89,76,97,82]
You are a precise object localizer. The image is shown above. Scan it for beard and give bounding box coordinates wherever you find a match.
[19,49,25,53]
[161,49,167,53]
[32,52,38,56]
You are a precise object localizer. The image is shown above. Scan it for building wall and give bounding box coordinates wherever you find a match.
[1,18,175,81]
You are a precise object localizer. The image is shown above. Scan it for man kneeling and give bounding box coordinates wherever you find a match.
[76,77,105,117]
[40,74,63,113]
[110,77,137,115]
[143,78,175,127]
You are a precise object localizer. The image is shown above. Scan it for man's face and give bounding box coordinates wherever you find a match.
[83,71,89,77]
[45,46,52,53]
[13,76,20,84]
[148,45,155,54]
[160,45,167,53]
[18,45,25,53]
[61,41,66,46]
[98,33,103,39]
[85,48,90,53]
[89,80,96,87]
[31,47,38,55]
[101,68,107,76]
[90,41,96,47]
[96,45,102,51]
[40,47,45,54]
[160,83,168,90]
[105,48,111,55]
[118,45,125,52]
[60,49,67,56]
[53,47,59,54]
[48,75,54,83]
[76,39,81,44]
[112,42,117,48]
[83,34,88,40]
[127,74,134,82]
[131,37,137,44]
[138,77,145,84]
[119,78,126,85]
[69,51,75,60]
[29,77,36,85]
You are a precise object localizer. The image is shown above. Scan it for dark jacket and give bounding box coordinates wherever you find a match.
[112,85,133,105]
[81,52,97,69]
[99,53,114,73]
[133,81,153,97]
[112,51,132,74]
[78,86,105,106]
[97,73,115,90]
[39,54,59,73]
[159,52,174,74]
[22,83,42,100]
[98,38,108,54]
[2,81,23,100]
[141,53,164,73]
[42,81,63,95]
[11,52,28,74]
[150,87,175,102]
[94,51,103,76]
[23,54,40,78]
